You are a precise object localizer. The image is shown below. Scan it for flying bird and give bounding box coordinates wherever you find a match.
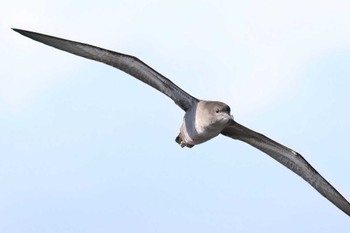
[13,28,350,217]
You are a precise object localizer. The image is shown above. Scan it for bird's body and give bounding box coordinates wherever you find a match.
[13,28,350,218]
[176,101,232,147]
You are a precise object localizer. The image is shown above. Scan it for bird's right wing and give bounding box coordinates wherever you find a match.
[13,28,198,111]
[221,119,350,217]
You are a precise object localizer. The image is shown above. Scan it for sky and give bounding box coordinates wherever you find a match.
[1,0,350,232]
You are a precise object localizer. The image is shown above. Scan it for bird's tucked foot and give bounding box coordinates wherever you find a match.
[175,134,194,148]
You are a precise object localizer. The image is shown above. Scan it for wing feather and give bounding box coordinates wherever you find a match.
[13,28,198,111]
[221,120,350,217]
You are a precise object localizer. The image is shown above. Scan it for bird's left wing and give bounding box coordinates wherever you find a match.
[221,119,350,217]
[13,28,198,111]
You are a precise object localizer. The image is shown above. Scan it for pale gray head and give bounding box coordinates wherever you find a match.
[198,101,233,127]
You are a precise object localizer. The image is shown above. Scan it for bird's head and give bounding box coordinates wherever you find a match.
[199,101,233,128]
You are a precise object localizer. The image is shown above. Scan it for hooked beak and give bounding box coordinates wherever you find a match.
[226,113,234,120]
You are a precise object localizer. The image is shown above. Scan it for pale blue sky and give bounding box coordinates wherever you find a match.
[1,0,350,232]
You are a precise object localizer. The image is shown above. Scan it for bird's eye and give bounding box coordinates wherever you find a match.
[227,106,231,113]
[215,109,220,113]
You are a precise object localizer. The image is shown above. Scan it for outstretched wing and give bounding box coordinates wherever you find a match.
[13,28,198,111]
[221,120,350,217]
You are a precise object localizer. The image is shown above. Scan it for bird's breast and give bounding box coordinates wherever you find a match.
[179,108,222,145]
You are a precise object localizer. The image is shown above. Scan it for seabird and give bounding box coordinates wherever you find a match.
[12,28,350,217]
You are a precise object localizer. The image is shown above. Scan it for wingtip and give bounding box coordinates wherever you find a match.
[12,28,26,35]
[12,28,37,36]
[12,28,44,42]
